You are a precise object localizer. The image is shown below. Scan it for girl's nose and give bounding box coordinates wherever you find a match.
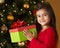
[41,16,44,19]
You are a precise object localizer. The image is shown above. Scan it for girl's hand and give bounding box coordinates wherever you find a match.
[23,29,34,41]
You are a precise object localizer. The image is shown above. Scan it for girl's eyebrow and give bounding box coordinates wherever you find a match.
[36,12,48,16]
[42,12,48,15]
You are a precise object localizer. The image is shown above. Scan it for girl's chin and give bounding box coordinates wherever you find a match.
[38,22,47,26]
[40,23,47,26]
[41,24,46,26]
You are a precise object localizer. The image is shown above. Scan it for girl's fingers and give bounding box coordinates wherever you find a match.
[31,31,35,36]
[23,29,29,37]
[23,29,34,41]
[23,29,28,34]
[23,29,30,34]
[23,32,27,37]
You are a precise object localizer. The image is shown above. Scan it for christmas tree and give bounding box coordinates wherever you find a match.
[0,0,43,48]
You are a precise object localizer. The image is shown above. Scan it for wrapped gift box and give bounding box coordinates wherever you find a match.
[9,25,37,43]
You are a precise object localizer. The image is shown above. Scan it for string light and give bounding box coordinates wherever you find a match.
[41,0,45,3]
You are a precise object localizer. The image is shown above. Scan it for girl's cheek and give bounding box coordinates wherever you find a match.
[37,19,41,23]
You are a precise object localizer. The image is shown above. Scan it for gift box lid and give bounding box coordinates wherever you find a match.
[9,24,36,32]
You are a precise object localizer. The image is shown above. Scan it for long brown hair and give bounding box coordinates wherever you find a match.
[35,2,58,42]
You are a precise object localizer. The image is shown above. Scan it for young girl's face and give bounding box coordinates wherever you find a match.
[36,9,50,26]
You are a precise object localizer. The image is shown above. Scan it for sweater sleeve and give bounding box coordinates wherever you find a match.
[29,28,57,48]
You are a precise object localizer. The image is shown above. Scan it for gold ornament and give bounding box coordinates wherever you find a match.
[0,0,5,4]
[1,24,8,31]
[23,2,29,9]
[18,42,25,46]
[7,14,14,20]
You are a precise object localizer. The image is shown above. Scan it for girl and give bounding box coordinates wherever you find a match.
[19,2,58,48]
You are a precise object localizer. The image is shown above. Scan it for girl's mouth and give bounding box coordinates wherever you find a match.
[40,20,46,22]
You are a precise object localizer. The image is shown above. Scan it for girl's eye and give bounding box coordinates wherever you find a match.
[43,14,47,17]
[43,13,48,16]
[37,16,41,17]
[44,15,47,16]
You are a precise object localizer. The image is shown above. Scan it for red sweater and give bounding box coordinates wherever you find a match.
[26,27,57,48]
